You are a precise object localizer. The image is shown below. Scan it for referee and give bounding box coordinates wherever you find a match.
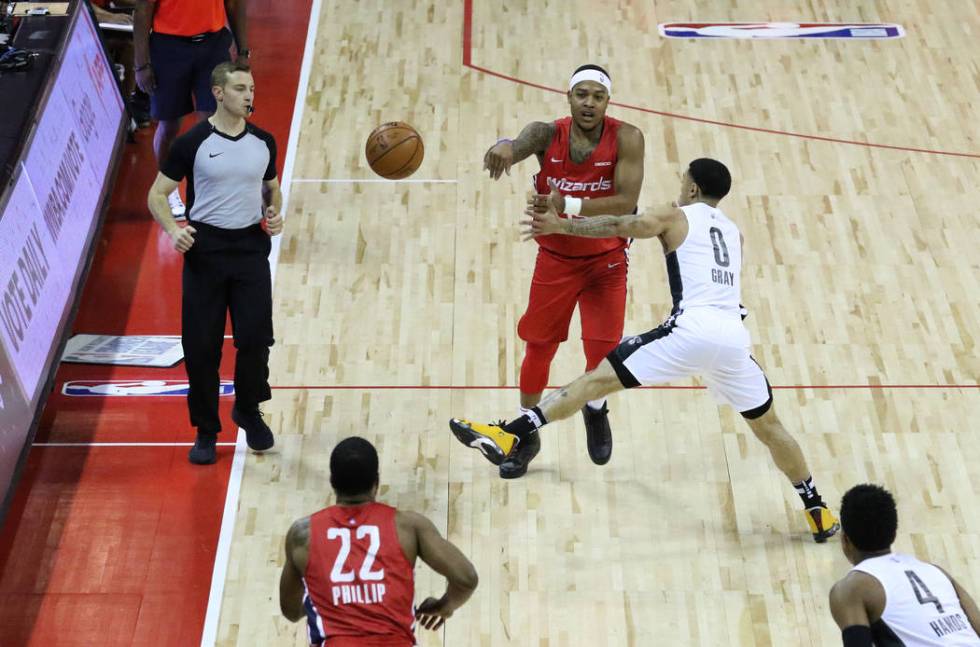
[147,61,283,465]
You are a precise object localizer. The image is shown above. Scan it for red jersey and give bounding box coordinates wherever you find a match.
[303,503,416,647]
[533,115,628,258]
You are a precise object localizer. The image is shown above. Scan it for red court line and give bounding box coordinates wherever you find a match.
[460,0,980,160]
[268,384,979,390]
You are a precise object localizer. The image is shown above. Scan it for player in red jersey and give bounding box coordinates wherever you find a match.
[279,437,478,646]
[482,64,645,478]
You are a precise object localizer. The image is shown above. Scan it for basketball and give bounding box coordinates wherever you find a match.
[365,122,424,179]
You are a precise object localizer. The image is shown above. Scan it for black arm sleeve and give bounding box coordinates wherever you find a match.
[161,135,193,182]
[264,137,277,181]
[253,127,278,180]
[842,625,873,647]
[160,121,211,182]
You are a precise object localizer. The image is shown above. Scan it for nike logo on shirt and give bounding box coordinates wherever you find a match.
[550,158,562,163]
[608,263,620,269]
[209,152,224,158]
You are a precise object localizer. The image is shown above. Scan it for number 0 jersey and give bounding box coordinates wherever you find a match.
[851,553,980,646]
[669,202,742,317]
[303,503,416,647]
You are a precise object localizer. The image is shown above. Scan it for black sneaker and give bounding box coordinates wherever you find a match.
[188,431,217,465]
[232,405,275,451]
[499,431,541,479]
[582,403,612,465]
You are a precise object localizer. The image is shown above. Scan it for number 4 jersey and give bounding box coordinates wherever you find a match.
[851,553,980,646]
[303,503,416,647]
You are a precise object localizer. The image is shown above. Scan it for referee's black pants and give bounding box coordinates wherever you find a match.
[181,222,273,434]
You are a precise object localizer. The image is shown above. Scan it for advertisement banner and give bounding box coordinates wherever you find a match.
[0,5,125,516]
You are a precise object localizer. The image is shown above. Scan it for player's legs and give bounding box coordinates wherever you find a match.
[516,250,582,402]
[576,249,628,463]
[451,359,625,471]
[451,318,693,470]
[742,402,809,483]
[707,351,839,542]
[533,359,623,422]
[502,251,585,476]
[518,341,559,408]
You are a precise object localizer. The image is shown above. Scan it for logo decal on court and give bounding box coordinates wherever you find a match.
[658,23,905,39]
[63,380,235,397]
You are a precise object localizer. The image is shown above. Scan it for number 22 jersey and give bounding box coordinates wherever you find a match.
[303,502,416,646]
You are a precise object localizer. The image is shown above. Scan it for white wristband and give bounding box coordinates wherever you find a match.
[564,196,583,216]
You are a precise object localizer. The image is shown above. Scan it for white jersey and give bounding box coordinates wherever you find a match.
[851,553,980,646]
[669,202,742,317]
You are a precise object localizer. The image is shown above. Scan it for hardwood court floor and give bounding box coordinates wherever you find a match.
[215,1,980,645]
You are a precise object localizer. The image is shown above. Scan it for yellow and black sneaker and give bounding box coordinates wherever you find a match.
[449,419,519,466]
[805,506,841,543]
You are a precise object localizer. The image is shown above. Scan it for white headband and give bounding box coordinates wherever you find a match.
[569,69,611,94]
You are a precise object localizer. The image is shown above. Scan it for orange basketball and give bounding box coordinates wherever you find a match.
[365,122,424,179]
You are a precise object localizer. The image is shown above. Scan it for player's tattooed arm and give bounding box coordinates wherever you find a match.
[522,201,679,241]
[510,121,556,161]
[279,516,311,622]
[484,121,555,180]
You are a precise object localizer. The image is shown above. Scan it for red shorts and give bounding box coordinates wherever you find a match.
[517,245,629,344]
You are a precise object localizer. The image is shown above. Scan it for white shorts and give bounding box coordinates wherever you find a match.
[606,309,773,418]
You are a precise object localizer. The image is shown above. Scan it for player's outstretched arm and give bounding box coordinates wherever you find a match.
[279,517,311,622]
[522,187,679,240]
[405,511,478,631]
[484,121,555,180]
[829,573,879,647]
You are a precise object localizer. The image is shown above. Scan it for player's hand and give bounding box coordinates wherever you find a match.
[415,596,454,631]
[169,225,196,253]
[528,177,566,214]
[483,140,514,180]
[136,65,156,95]
[263,206,283,236]
[521,193,562,240]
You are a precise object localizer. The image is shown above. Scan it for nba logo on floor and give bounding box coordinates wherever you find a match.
[63,380,236,397]
[658,22,906,39]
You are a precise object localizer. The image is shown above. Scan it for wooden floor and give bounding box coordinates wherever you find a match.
[215,1,980,645]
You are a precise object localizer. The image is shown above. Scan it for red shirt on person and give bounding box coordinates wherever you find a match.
[533,115,628,258]
[302,502,416,647]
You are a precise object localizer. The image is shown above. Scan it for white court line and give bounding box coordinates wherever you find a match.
[200,430,247,647]
[33,442,238,447]
[199,0,323,644]
[292,178,457,183]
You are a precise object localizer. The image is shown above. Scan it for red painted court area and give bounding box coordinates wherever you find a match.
[0,1,310,644]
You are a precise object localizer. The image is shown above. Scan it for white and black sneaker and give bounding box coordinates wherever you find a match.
[168,189,186,220]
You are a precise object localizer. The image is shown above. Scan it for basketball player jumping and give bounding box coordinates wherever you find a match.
[280,437,478,645]
[830,484,980,646]
[482,64,645,479]
[451,158,840,542]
